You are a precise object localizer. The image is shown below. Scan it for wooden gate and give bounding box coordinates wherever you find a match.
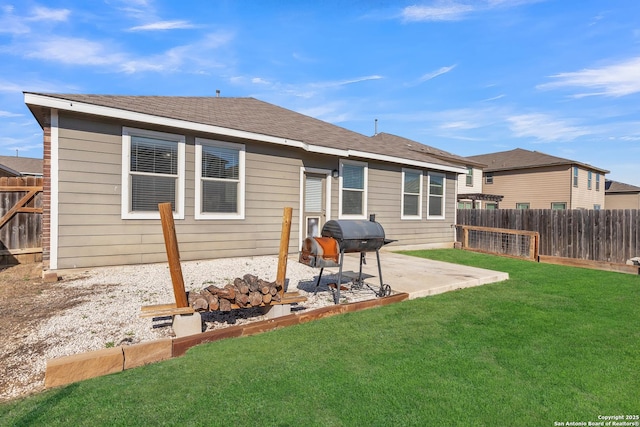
[0,176,43,265]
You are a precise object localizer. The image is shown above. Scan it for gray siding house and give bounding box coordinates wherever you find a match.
[25,93,466,270]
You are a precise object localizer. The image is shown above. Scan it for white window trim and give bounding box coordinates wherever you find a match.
[427,172,446,220]
[195,138,245,220]
[121,127,185,220]
[338,159,368,219]
[50,109,59,269]
[401,168,422,220]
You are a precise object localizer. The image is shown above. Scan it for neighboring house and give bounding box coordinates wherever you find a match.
[367,133,500,209]
[24,93,468,270]
[605,180,640,209]
[456,165,504,209]
[466,148,609,210]
[0,155,43,178]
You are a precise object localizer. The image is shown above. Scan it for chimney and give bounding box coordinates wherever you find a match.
[216,89,220,97]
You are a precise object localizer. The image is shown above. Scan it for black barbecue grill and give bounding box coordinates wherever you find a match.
[299,217,395,303]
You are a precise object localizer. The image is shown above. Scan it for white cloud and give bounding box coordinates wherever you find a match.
[538,57,640,97]
[0,110,22,118]
[418,64,456,83]
[10,29,233,74]
[27,6,70,22]
[0,8,29,34]
[298,103,350,123]
[507,113,591,141]
[129,20,196,31]
[402,2,475,22]
[439,120,479,130]
[311,75,383,88]
[483,94,505,101]
[0,81,24,92]
[401,0,542,22]
[251,77,270,85]
[0,5,70,34]
[23,36,126,66]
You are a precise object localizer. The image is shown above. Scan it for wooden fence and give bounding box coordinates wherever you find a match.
[0,176,43,264]
[457,209,640,265]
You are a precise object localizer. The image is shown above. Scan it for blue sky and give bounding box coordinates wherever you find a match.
[1,0,639,185]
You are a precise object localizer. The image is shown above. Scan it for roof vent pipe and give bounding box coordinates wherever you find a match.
[216,89,220,97]
[374,118,378,135]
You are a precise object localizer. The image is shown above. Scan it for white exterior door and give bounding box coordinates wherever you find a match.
[304,173,326,238]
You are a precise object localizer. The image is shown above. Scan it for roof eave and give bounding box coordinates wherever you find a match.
[24,92,464,174]
[484,162,609,174]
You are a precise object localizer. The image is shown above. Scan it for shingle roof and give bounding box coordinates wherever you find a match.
[24,93,467,171]
[370,133,486,169]
[605,179,640,193]
[0,155,43,176]
[466,148,609,174]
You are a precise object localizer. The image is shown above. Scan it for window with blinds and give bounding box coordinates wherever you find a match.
[122,128,184,219]
[196,138,245,219]
[341,161,367,217]
[129,136,178,212]
[305,175,323,212]
[402,169,422,218]
[427,172,445,218]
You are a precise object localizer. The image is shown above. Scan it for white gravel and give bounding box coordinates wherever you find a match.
[3,255,382,401]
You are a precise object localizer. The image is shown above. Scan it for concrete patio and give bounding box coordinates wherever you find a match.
[323,250,509,300]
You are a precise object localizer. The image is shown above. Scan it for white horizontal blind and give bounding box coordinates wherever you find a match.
[130,136,178,211]
[201,144,239,213]
[342,163,364,215]
[428,174,444,217]
[305,176,323,212]
[403,171,421,216]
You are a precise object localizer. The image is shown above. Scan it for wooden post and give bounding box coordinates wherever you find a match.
[276,207,293,297]
[463,227,469,249]
[158,202,188,308]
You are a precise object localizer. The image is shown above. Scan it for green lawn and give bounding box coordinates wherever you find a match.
[2,250,638,426]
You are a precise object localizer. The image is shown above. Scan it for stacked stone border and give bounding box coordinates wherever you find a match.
[45,292,410,389]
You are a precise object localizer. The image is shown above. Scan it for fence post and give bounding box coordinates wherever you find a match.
[158,202,188,308]
[463,227,469,249]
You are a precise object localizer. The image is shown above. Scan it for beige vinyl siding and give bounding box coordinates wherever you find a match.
[457,166,482,194]
[570,168,605,209]
[486,165,571,209]
[56,113,303,268]
[605,193,640,209]
[53,113,459,269]
[366,165,455,246]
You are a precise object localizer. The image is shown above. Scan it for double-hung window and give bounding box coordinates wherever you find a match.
[485,173,493,184]
[596,173,600,191]
[340,160,367,218]
[588,171,592,190]
[402,168,422,219]
[122,127,185,219]
[195,138,245,219]
[427,172,445,219]
[465,167,473,186]
[573,166,579,187]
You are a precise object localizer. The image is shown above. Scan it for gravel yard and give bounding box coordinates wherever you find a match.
[0,256,380,402]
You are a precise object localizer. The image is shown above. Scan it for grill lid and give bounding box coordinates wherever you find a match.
[322,220,385,241]
[321,219,387,253]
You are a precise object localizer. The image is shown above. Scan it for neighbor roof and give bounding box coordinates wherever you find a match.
[466,148,609,174]
[24,93,467,173]
[370,133,486,169]
[0,155,43,176]
[605,180,640,193]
